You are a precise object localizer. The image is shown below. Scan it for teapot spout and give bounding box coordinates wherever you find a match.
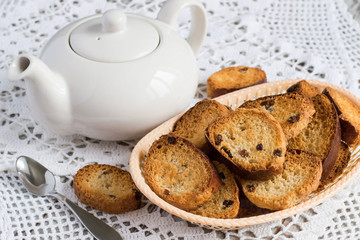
[8,54,72,134]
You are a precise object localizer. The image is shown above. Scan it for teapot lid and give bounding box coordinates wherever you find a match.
[69,10,160,63]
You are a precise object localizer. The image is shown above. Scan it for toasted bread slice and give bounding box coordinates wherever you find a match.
[144,135,221,211]
[206,108,286,180]
[240,149,322,210]
[323,87,360,147]
[234,175,273,217]
[190,161,240,219]
[287,94,341,180]
[73,164,141,214]
[207,66,266,98]
[318,141,351,190]
[240,92,315,139]
[172,99,232,154]
[287,80,321,98]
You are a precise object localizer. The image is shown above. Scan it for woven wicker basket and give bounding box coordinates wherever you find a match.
[129,79,360,230]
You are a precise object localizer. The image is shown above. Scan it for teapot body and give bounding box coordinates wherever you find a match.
[38,14,198,140]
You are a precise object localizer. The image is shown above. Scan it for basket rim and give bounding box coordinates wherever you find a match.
[129,79,360,229]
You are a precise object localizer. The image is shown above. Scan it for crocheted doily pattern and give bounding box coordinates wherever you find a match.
[1,0,360,239]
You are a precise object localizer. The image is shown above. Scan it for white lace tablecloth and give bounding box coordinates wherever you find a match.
[1,0,360,239]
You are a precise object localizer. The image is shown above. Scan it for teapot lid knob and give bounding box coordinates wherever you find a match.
[102,10,127,33]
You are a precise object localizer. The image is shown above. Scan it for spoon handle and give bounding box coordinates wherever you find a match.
[53,193,123,240]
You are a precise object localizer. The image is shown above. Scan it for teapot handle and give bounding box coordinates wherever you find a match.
[157,0,207,56]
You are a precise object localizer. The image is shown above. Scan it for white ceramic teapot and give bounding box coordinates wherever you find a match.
[8,0,206,140]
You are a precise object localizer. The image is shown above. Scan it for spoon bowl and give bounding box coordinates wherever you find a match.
[16,156,56,196]
[15,156,123,240]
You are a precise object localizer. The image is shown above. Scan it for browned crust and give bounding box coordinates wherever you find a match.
[320,89,344,180]
[323,88,358,146]
[322,88,341,114]
[321,111,341,181]
[339,119,358,145]
[209,150,282,181]
[73,164,141,214]
[231,164,283,180]
[286,80,321,98]
[234,175,273,217]
[209,78,267,98]
[318,141,351,191]
[144,134,222,211]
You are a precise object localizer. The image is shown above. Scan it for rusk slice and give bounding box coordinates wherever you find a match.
[190,161,240,219]
[240,149,322,210]
[323,87,360,147]
[144,135,221,211]
[287,80,321,98]
[206,108,286,180]
[287,94,341,180]
[74,164,141,214]
[318,141,351,190]
[207,66,267,98]
[172,99,232,154]
[234,176,273,217]
[240,92,315,139]
[238,191,273,217]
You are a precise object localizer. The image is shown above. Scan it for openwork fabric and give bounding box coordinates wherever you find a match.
[1,0,360,239]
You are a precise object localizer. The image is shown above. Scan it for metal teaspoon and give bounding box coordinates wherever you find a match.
[15,156,123,240]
